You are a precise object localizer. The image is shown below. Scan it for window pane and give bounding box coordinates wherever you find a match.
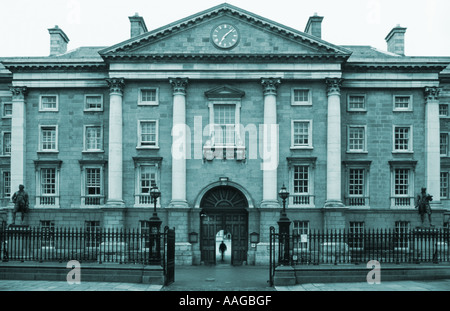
[394,127,410,151]
[349,96,365,110]
[3,171,10,198]
[293,89,309,103]
[214,105,235,146]
[140,122,157,146]
[41,168,56,194]
[41,96,57,109]
[141,89,157,102]
[349,169,364,196]
[441,172,449,199]
[439,104,448,116]
[41,127,56,150]
[441,133,448,156]
[293,166,309,194]
[293,122,309,146]
[348,127,365,151]
[3,132,11,154]
[85,95,102,110]
[140,166,157,194]
[395,96,410,109]
[3,103,12,117]
[86,168,101,195]
[394,169,409,195]
[85,126,102,150]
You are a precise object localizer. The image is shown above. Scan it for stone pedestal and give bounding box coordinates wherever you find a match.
[273,265,296,286]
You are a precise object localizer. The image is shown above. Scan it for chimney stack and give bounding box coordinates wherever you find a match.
[385,25,407,56]
[129,13,148,38]
[48,25,70,56]
[305,13,324,39]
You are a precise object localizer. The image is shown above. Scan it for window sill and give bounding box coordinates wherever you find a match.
[347,109,367,113]
[38,110,59,113]
[291,103,312,106]
[0,155,11,158]
[393,109,413,113]
[133,204,161,208]
[136,146,160,150]
[82,150,105,154]
[288,205,315,208]
[37,150,59,154]
[84,109,104,113]
[34,205,60,209]
[138,102,159,106]
[392,151,414,154]
[346,151,368,154]
[290,146,313,150]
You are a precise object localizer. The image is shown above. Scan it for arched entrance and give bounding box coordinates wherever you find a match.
[200,186,248,265]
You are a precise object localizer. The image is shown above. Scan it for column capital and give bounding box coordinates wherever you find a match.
[106,78,125,95]
[261,78,281,96]
[169,77,189,96]
[325,78,342,96]
[424,86,441,102]
[10,86,28,100]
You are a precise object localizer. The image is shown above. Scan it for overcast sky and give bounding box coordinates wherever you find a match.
[0,0,449,57]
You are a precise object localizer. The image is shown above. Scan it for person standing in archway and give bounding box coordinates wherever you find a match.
[219,240,227,262]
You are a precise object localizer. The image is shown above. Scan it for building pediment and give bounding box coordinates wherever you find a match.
[99,3,351,62]
[205,85,245,100]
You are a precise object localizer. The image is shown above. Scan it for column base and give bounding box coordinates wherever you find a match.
[260,200,280,209]
[169,200,189,208]
[104,200,126,209]
[324,200,345,208]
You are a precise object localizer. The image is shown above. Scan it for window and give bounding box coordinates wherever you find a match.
[291,89,311,105]
[35,162,61,208]
[40,220,55,248]
[348,95,366,111]
[293,221,309,251]
[393,126,412,152]
[134,161,160,207]
[83,168,103,206]
[214,104,236,146]
[394,221,410,249]
[440,104,449,117]
[347,168,368,207]
[2,102,12,118]
[347,126,366,152]
[85,95,103,111]
[441,172,449,199]
[39,125,58,152]
[39,95,58,111]
[3,171,10,199]
[349,222,365,249]
[85,221,101,248]
[2,132,11,155]
[139,88,159,105]
[393,95,412,111]
[441,133,449,156]
[84,126,103,152]
[291,120,312,148]
[138,121,158,148]
[392,168,413,208]
[289,161,315,207]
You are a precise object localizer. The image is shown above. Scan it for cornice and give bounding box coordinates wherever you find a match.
[101,53,349,62]
[344,62,448,71]
[2,62,107,72]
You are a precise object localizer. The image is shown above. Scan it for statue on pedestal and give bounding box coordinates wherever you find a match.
[11,185,29,225]
[415,187,433,227]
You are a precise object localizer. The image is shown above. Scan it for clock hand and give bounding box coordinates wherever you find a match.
[219,29,234,44]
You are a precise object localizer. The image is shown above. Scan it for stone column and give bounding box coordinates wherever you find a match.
[169,78,189,208]
[105,78,125,209]
[325,78,344,207]
[10,86,27,196]
[424,86,441,204]
[260,78,280,208]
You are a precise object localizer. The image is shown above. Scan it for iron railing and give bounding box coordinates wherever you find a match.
[270,227,450,267]
[0,226,170,265]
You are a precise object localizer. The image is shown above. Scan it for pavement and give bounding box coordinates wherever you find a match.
[0,264,450,291]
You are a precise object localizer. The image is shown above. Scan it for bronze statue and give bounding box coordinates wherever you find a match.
[415,187,433,227]
[11,184,29,225]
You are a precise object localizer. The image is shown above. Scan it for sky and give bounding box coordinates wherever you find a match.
[0,0,449,57]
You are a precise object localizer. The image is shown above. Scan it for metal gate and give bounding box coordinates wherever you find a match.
[164,227,175,286]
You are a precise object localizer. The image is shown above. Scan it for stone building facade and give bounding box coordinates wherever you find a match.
[0,4,449,265]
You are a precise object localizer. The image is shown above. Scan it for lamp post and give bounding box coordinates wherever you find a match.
[278,184,291,265]
[149,186,162,264]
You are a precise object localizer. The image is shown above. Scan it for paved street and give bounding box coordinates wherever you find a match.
[0,265,450,291]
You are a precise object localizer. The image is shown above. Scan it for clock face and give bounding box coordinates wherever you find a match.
[211,24,239,49]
